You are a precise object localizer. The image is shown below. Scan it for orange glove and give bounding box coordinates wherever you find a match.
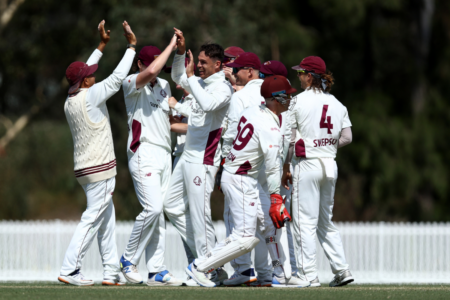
[269,194,292,229]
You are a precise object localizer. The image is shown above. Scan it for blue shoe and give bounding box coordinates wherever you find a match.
[120,255,142,284]
[147,270,184,286]
[185,262,216,288]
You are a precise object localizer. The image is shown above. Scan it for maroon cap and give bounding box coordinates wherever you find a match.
[226,52,261,70]
[65,61,98,94]
[224,46,245,58]
[164,57,197,73]
[260,60,288,77]
[138,46,162,66]
[292,56,326,74]
[261,75,297,98]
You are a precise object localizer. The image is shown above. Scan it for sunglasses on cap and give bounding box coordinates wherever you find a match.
[232,67,251,74]
[259,73,274,79]
[272,90,292,99]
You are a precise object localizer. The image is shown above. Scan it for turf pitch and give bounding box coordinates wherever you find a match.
[0,283,449,300]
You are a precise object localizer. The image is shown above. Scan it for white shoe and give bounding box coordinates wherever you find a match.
[310,277,321,287]
[329,270,354,287]
[58,270,94,286]
[147,270,184,286]
[184,277,200,287]
[210,267,228,286]
[272,274,310,288]
[186,262,216,288]
[224,268,257,286]
[247,277,272,287]
[120,256,143,284]
[102,276,126,286]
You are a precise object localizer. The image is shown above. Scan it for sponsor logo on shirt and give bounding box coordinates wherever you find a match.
[146,173,152,177]
[193,176,202,186]
[271,127,280,132]
[226,152,236,162]
[150,102,170,115]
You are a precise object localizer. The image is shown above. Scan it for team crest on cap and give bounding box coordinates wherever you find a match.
[160,90,167,97]
[193,176,202,186]
[264,61,271,65]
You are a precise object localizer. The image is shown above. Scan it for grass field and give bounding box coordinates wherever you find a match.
[1,283,450,300]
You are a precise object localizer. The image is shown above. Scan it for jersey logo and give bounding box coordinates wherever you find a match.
[250,202,255,206]
[146,173,152,177]
[193,176,202,186]
[160,90,167,97]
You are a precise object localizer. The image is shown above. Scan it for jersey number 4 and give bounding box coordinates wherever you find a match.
[320,105,334,134]
[233,116,254,151]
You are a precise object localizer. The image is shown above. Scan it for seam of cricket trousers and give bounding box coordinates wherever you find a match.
[75,179,109,271]
[296,163,308,281]
[241,175,245,237]
[129,148,151,262]
[226,198,238,271]
[203,165,208,253]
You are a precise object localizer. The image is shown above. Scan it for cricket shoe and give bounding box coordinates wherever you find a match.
[309,277,321,287]
[58,269,94,286]
[185,262,216,288]
[120,255,143,284]
[147,270,184,286]
[329,270,354,287]
[224,268,257,286]
[183,276,200,287]
[210,267,228,286]
[247,277,272,287]
[102,275,126,286]
[272,274,310,288]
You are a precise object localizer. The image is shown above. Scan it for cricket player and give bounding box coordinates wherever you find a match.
[58,20,136,286]
[119,36,184,286]
[163,28,233,285]
[260,60,300,280]
[223,46,245,91]
[216,52,271,286]
[283,56,354,287]
[186,75,310,288]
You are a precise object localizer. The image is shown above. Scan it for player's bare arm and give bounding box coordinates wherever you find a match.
[186,50,195,78]
[97,20,110,53]
[174,27,186,55]
[281,164,292,190]
[136,34,177,89]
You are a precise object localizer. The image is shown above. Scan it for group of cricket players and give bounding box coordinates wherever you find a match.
[58,19,354,288]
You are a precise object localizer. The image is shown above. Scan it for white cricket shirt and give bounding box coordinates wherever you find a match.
[172,93,194,156]
[221,79,264,159]
[122,75,172,157]
[224,104,282,194]
[171,52,233,166]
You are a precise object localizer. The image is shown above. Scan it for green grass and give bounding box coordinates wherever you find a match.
[1,283,449,300]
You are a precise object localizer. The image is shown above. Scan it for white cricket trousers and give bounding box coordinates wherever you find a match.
[123,144,171,272]
[224,172,272,279]
[280,163,299,275]
[60,177,120,279]
[164,156,218,258]
[292,157,349,280]
[202,171,284,272]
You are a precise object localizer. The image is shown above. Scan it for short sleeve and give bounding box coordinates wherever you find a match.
[342,107,352,128]
[122,74,142,98]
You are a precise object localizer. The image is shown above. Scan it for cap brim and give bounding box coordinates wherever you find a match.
[225,62,245,68]
[68,81,81,94]
[291,65,304,71]
[68,64,98,95]
[85,64,98,77]
[224,52,236,58]
[287,87,297,94]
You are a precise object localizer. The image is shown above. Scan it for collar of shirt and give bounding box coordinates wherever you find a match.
[243,78,264,89]
[203,70,225,85]
[261,104,280,127]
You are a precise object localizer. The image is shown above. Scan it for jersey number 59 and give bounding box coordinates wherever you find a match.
[233,116,254,151]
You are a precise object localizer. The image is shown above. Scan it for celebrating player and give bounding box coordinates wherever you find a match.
[283,56,354,287]
[186,76,310,288]
[164,28,233,286]
[58,20,136,286]
[118,37,184,286]
[216,52,270,286]
[223,46,245,91]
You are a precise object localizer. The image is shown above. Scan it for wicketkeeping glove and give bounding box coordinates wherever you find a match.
[215,157,226,193]
[269,194,292,229]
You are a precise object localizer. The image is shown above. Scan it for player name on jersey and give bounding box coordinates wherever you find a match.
[313,138,338,148]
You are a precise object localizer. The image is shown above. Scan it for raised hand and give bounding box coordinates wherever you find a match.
[123,21,137,46]
[98,20,110,44]
[186,50,195,78]
[174,27,186,55]
[169,34,178,51]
